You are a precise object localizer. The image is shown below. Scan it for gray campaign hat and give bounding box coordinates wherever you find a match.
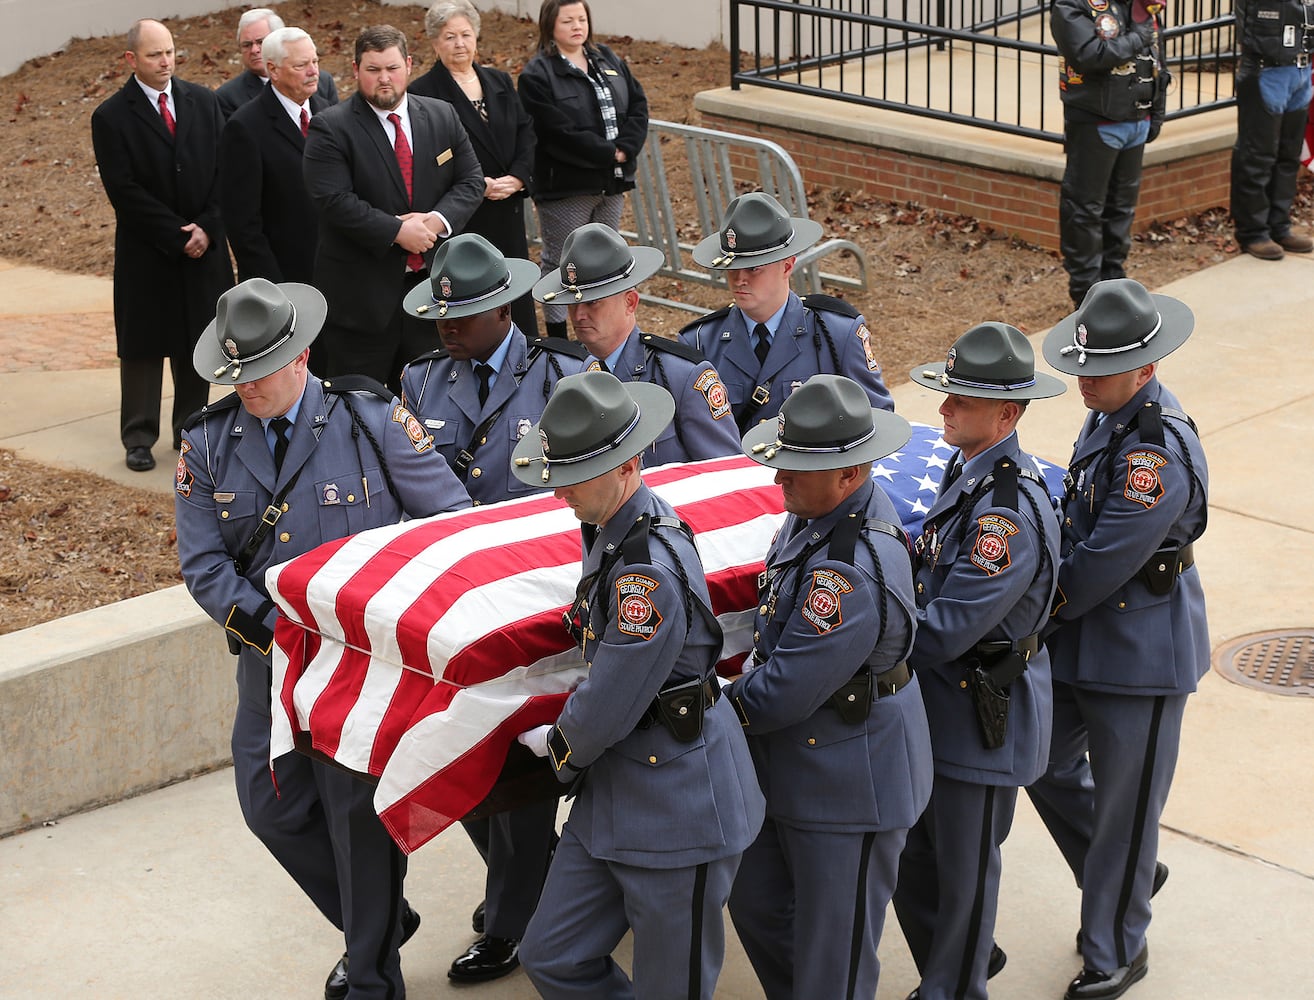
[402,232,540,320]
[531,224,664,305]
[691,191,824,270]
[911,322,1066,400]
[1043,278,1194,376]
[194,278,326,385]
[511,370,675,487]
[742,374,912,471]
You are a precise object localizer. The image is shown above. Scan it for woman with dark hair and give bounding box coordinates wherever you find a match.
[517,0,649,338]
[410,0,539,336]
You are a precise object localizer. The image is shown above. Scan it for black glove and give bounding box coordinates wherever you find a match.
[1147,119,1162,143]
[1132,18,1157,50]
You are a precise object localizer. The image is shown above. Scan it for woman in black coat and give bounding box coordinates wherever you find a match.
[517,0,649,337]
[410,0,539,336]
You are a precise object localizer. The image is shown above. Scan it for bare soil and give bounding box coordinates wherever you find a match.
[0,0,1299,634]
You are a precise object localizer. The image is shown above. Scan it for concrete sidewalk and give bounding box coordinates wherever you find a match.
[2,254,1313,999]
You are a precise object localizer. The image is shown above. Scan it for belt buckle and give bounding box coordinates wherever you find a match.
[261,504,283,526]
[1299,53,1311,68]
[750,385,771,406]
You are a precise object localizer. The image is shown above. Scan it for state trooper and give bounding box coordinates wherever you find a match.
[532,223,742,465]
[893,323,1066,1000]
[1230,0,1314,259]
[510,371,765,999]
[1028,278,1209,1000]
[679,191,894,432]
[724,374,932,999]
[174,278,471,1000]
[397,232,587,984]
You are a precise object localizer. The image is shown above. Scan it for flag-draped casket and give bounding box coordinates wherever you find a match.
[268,424,1055,854]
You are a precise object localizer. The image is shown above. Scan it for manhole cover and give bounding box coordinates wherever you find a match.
[1213,629,1314,696]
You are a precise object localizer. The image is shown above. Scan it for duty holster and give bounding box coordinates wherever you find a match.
[829,670,875,724]
[1136,542,1194,596]
[965,636,1036,750]
[643,675,719,743]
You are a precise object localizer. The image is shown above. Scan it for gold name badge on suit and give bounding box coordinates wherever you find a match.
[436,148,453,165]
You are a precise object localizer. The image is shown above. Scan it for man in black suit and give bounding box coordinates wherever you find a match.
[220,26,329,285]
[90,17,233,472]
[303,24,484,390]
[215,7,337,120]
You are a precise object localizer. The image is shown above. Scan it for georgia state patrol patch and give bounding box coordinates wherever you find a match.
[616,573,663,640]
[802,568,853,634]
[1124,450,1166,508]
[856,323,882,373]
[970,514,1018,575]
[693,369,732,421]
[175,453,193,498]
[392,403,434,454]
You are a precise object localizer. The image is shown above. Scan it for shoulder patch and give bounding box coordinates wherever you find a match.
[529,336,589,360]
[1123,450,1166,508]
[679,304,733,337]
[801,293,861,319]
[970,514,1018,575]
[615,572,663,640]
[641,333,705,362]
[183,391,241,431]
[693,369,733,421]
[855,323,882,373]
[392,403,435,453]
[802,567,853,634]
[175,451,194,498]
[323,375,392,401]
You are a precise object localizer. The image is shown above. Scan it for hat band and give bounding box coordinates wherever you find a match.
[937,372,1037,392]
[418,270,513,317]
[545,405,643,467]
[776,422,876,456]
[213,304,297,381]
[542,257,636,302]
[1059,312,1162,367]
[713,227,795,267]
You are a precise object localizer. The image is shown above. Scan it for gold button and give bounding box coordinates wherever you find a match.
[472,500,481,506]
[648,755,658,764]
[472,468,482,478]
[479,436,487,445]
[759,605,767,615]
[960,680,968,689]
[280,503,289,513]
[1119,602,1127,609]
[279,531,291,543]
[807,738,816,746]
[916,582,924,594]
[221,510,230,519]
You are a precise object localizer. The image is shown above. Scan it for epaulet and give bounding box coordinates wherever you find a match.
[640,332,706,362]
[408,347,450,365]
[320,375,392,400]
[678,304,733,336]
[529,336,589,360]
[801,293,860,319]
[183,391,241,430]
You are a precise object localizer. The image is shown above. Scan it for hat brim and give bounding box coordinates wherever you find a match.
[531,245,665,305]
[510,380,676,488]
[401,258,541,320]
[1042,294,1195,376]
[741,408,912,471]
[194,281,327,386]
[691,217,824,270]
[908,364,1067,400]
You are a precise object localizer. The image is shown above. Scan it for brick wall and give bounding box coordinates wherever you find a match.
[701,113,1231,251]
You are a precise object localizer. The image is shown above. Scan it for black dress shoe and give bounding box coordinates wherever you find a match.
[1064,946,1148,999]
[325,954,348,1000]
[125,446,155,472]
[448,935,520,983]
[401,903,421,945]
[471,899,486,934]
[987,942,1007,978]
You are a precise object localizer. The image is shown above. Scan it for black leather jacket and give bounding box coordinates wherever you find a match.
[1051,0,1166,123]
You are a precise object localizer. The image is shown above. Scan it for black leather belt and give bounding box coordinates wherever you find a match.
[974,634,1040,661]
[873,661,912,698]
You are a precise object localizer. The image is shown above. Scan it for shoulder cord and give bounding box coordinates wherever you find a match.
[806,308,843,374]
[339,392,401,504]
[643,348,692,458]
[540,349,566,400]
[1079,403,1203,526]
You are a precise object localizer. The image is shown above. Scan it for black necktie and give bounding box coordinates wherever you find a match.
[943,458,963,489]
[270,416,292,473]
[475,363,494,407]
[753,323,770,365]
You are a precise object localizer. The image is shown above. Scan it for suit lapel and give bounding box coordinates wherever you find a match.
[126,80,174,146]
[234,412,277,493]
[172,81,192,148]
[355,94,408,203]
[263,85,304,154]
[276,380,330,489]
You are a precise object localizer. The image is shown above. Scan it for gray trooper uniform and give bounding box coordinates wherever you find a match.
[510,372,765,1000]
[175,279,470,1000]
[1028,279,1209,999]
[894,322,1065,1000]
[726,374,933,1000]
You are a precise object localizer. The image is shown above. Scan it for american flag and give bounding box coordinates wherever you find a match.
[267,423,1062,853]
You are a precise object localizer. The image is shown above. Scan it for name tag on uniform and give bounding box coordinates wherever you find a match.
[214,492,235,503]
[424,418,446,430]
[436,148,453,165]
[604,69,619,76]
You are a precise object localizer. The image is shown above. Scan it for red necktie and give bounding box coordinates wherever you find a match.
[388,112,424,272]
[299,107,309,137]
[158,92,176,137]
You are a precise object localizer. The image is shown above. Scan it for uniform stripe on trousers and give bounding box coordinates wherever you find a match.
[687,862,708,999]
[846,830,878,1000]
[957,785,996,999]
[1114,695,1165,968]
